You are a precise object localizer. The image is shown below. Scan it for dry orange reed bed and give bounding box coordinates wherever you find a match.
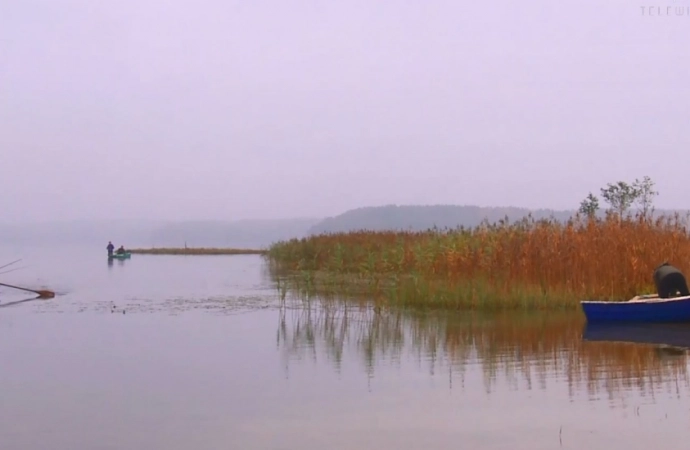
[267,213,690,310]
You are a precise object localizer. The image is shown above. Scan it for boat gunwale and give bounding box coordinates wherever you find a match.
[582,295,690,305]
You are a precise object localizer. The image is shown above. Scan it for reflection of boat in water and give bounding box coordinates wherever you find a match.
[583,322,690,354]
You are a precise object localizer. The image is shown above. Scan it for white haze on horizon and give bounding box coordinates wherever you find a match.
[2,0,689,223]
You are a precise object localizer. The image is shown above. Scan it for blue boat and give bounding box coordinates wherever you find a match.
[581,294,690,323]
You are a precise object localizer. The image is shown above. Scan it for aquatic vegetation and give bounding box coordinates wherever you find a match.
[129,247,266,255]
[267,212,690,310]
[276,301,690,400]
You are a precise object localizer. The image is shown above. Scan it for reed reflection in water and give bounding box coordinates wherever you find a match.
[276,298,690,405]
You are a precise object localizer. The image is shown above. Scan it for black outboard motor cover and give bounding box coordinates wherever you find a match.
[653,262,690,298]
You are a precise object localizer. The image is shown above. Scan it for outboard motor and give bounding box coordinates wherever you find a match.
[653,262,690,298]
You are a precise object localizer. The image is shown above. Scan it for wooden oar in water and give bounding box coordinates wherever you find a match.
[0,282,55,299]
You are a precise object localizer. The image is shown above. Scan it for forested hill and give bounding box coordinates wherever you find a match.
[306,205,583,235]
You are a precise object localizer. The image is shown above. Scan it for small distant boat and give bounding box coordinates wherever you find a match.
[109,252,131,260]
[581,294,690,323]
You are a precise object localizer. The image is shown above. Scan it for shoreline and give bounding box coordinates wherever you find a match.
[128,247,267,256]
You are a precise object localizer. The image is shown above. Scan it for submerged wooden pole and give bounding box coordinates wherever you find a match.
[0,282,55,299]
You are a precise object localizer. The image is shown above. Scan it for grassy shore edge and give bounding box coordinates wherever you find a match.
[129,247,267,255]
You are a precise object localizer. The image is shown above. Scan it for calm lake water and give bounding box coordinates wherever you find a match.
[1,245,690,449]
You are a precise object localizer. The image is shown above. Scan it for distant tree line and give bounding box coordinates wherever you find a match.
[302,176,677,235]
[306,205,579,235]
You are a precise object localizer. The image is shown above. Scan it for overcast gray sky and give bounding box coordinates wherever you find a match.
[1,0,689,222]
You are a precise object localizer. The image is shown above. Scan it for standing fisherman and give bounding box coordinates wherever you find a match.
[107,241,114,257]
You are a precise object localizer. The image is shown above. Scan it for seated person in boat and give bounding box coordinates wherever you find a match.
[116,245,126,255]
[653,262,690,298]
